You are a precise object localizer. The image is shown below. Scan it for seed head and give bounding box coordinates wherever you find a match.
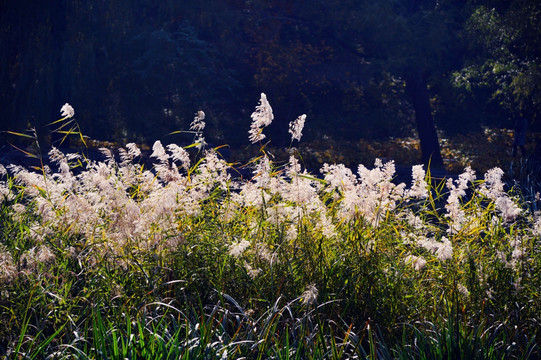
[60,103,75,118]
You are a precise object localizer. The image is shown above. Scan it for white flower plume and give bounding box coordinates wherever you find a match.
[60,103,75,118]
[249,93,273,143]
[289,114,306,142]
[190,110,206,131]
[167,143,190,170]
[301,284,318,306]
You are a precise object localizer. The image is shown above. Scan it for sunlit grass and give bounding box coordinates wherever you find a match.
[0,100,540,358]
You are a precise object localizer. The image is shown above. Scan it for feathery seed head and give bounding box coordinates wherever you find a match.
[0,247,16,284]
[405,254,427,270]
[60,103,75,118]
[229,239,250,257]
[190,110,206,131]
[407,165,428,199]
[481,167,505,200]
[249,93,274,143]
[495,196,522,222]
[288,114,306,142]
[301,284,318,306]
[436,237,453,261]
[167,144,191,170]
[126,143,142,159]
[151,141,169,163]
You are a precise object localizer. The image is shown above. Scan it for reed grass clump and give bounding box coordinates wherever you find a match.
[0,96,539,358]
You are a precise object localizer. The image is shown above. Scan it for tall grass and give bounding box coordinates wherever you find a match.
[0,97,539,358]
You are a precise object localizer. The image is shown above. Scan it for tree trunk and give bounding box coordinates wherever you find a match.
[406,69,444,168]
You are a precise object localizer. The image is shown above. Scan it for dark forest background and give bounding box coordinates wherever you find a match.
[1,0,540,167]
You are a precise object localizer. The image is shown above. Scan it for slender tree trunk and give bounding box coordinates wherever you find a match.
[533,138,541,160]
[406,69,444,168]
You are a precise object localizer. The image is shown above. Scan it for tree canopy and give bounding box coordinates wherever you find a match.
[1,0,539,162]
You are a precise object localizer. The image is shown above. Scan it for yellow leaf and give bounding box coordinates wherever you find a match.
[8,143,39,158]
[5,131,35,139]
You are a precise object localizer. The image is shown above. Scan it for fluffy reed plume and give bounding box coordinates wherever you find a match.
[248,93,273,143]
